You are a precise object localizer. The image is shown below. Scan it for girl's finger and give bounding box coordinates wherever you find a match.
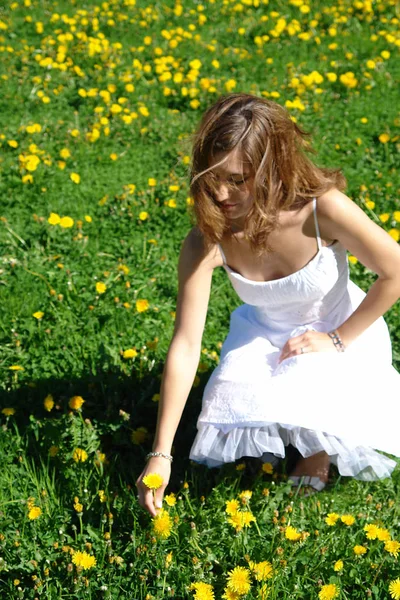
[142,487,158,517]
[154,486,166,509]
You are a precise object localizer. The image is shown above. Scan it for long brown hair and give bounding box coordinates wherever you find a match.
[187,93,347,257]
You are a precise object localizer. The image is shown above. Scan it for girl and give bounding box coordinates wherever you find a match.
[136,93,400,516]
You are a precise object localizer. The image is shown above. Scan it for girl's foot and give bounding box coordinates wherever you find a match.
[288,451,331,492]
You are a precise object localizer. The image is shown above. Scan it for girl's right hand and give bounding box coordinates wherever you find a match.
[135,457,171,517]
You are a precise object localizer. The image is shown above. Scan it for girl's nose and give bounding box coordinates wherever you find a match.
[215,183,230,202]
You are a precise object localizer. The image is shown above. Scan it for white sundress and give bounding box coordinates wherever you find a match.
[189,197,400,481]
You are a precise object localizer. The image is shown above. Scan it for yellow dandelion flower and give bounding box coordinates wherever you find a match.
[165,551,173,568]
[222,588,240,600]
[84,215,92,222]
[44,394,54,412]
[235,462,246,471]
[49,445,59,456]
[226,566,251,596]
[136,299,149,312]
[164,493,176,507]
[341,514,355,526]
[123,348,138,359]
[225,499,240,515]
[353,545,367,555]
[2,407,16,416]
[325,512,340,526]
[33,311,44,319]
[262,462,273,474]
[71,550,96,570]
[190,581,215,599]
[376,527,391,541]
[227,512,244,532]
[189,59,202,70]
[364,524,379,539]
[241,510,256,527]
[258,583,270,599]
[152,508,172,539]
[225,79,237,93]
[148,178,157,187]
[238,490,252,503]
[48,212,61,225]
[249,560,273,581]
[72,448,88,463]
[139,211,148,220]
[28,506,42,520]
[379,133,390,144]
[69,395,85,410]
[389,578,400,600]
[384,540,400,558]
[142,472,164,490]
[285,526,301,541]
[318,583,339,600]
[70,172,81,184]
[9,366,24,371]
[334,559,343,572]
[131,427,147,445]
[222,589,240,600]
[59,147,70,160]
[96,281,106,294]
[59,216,74,228]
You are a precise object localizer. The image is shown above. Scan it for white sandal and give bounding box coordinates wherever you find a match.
[288,475,327,496]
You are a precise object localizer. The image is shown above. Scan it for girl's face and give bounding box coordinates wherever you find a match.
[208,150,254,228]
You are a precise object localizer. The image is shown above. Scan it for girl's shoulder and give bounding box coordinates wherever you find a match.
[181,226,223,271]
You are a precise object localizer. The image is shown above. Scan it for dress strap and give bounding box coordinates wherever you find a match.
[312,197,322,252]
[217,243,227,265]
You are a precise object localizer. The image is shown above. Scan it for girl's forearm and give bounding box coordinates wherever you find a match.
[152,339,201,454]
[337,276,400,347]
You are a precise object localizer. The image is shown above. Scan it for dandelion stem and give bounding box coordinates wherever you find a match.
[254,518,262,538]
[371,554,386,586]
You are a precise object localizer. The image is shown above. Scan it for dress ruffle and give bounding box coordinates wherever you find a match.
[189,423,398,481]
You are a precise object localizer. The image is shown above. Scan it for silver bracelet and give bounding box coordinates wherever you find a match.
[146,451,173,463]
[328,329,346,352]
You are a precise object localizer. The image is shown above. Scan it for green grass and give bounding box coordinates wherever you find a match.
[0,0,400,597]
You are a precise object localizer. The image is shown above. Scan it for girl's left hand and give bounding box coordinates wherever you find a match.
[278,331,336,364]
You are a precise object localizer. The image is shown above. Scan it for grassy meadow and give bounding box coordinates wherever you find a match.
[1,0,400,598]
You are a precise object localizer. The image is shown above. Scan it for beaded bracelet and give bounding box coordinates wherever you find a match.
[328,329,346,352]
[146,451,173,463]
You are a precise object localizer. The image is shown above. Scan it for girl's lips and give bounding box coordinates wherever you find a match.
[221,203,237,209]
